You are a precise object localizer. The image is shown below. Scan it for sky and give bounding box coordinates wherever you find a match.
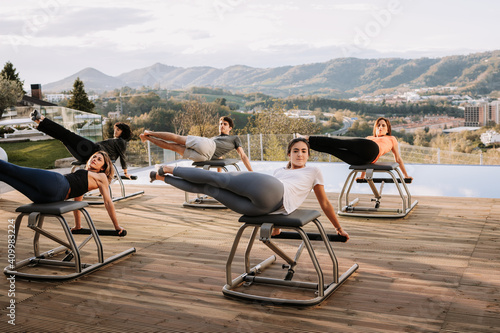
[2,0,499,89]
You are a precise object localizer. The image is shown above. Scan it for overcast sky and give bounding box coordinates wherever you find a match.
[2,0,499,89]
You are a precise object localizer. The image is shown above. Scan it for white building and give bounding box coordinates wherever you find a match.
[45,94,71,103]
[284,109,316,123]
[480,130,500,145]
[45,94,99,103]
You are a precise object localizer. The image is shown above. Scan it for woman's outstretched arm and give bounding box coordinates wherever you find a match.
[313,184,349,240]
[391,140,411,179]
[95,173,125,234]
[71,195,84,230]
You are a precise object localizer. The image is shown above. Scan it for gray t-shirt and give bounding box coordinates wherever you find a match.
[211,134,242,159]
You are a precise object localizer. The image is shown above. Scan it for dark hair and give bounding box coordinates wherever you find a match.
[115,122,132,141]
[87,151,114,183]
[219,116,234,128]
[286,138,310,169]
[373,117,392,137]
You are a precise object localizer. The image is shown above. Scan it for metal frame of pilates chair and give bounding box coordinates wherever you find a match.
[183,158,241,209]
[222,209,359,306]
[338,162,418,218]
[3,201,136,281]
[71,160,144,205]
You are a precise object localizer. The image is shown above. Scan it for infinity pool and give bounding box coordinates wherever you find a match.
[126,160,500,199]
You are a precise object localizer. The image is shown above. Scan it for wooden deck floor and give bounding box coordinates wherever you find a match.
[0,184,499,332]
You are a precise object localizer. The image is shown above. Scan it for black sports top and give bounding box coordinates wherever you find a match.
[64,169,89,199]
[98,138,128,169]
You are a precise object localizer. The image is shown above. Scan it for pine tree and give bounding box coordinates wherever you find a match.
[0,61,25,94]
[67,77,95,113]
[0,79,25,118]
[0,61,25,118]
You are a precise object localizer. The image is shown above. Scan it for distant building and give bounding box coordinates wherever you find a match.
[392,115,464,133]
[284,109,316,122]
[45,94,71,103]
[108,111,122,119]
[480,130,500,145]
[491,101,500,124]
[464,101,500,126]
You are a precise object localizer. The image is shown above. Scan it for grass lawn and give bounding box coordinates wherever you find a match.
[0,139,72,169]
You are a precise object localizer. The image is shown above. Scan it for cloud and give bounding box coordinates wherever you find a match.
[3,0,500,89]
[175,29,212,41]
[1,5,151,49]
[323,3,379,11]
[40,7,150,37]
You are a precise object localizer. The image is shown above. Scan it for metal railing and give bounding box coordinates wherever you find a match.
[126,134,500,167]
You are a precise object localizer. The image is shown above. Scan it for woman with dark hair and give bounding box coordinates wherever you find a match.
[150,138,349,239]
[0,151,126,235]
[30,110,133,179]
[299,117,411,179]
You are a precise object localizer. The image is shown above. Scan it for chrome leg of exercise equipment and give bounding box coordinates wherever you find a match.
[223,209,358,306]
[338,162,418,218]
[4,201,136,281]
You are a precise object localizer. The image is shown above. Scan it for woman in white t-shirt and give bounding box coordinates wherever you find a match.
[150,138,349,240]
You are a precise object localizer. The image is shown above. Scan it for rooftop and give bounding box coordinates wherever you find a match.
[0,177,499,332]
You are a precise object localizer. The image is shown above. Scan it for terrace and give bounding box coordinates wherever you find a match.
[0,160,499,332]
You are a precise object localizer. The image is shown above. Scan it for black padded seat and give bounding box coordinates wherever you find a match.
[16,201,88,215]
[349,162,399,170]
[192,158,240,167]
[239,209,321,227]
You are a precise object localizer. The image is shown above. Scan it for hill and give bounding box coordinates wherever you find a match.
[43,50,500,98]
[44,67,125,93]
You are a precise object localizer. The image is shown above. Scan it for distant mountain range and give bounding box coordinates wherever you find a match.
[43,50,500,98]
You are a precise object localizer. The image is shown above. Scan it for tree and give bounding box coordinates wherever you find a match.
[67,77,95,112]
[263,134,288,161]
[172,99,220,137]
[0,79,24,118]
[214,97,226,106]
[0,61,25,95]
[243,101,321,135]
[133,107,176,133]
[125,92,162,117]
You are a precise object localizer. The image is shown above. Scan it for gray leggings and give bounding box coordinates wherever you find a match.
[165,167,284,216]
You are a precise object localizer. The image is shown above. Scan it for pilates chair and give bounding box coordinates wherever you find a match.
[3,201,136,281]
[222,209,358,306]
[338,162,418,218]
[183,158,241,209]
[71,160,144,205]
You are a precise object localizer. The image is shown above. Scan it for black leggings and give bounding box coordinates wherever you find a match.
[0,160,70,203]
[37,118,99,162]
[308,136,379,165]
[165,167,284,216]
